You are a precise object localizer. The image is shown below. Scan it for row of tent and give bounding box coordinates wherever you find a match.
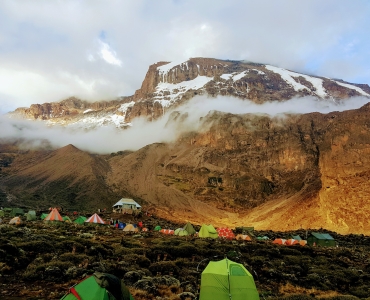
[60,258,260,300]
[273,238,307,246]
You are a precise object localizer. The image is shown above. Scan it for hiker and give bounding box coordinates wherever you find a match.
[138,221,143,229]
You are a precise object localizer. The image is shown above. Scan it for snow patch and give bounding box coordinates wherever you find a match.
[83,109,94,114]
[265,65,328,98]
[333,81,370,96]
[221,74,233,80]
[153,75,213,106]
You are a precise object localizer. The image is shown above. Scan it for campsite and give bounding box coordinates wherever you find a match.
[1,208,370,300]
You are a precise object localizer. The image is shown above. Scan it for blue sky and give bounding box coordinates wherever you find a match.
[0,0,370,114]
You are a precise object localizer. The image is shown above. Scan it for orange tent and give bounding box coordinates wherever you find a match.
[44,208,63,222]
[123,224,138,232]
[142,228,148,232]
[273,238,286,245]
[9,216,22,225]
[285,239,299,246]
[85,213,105,225]
[235,234,252,241]
[217,227,235,240]
[299,240,307,246]
[160,229,174,235]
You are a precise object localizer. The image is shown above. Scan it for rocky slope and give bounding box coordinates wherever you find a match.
[8,58,370,127]
[2,103,370,234]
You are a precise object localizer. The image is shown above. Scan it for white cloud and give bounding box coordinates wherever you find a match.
[0,0,369,111]
[98,40,122,66]
[1,95,369,154]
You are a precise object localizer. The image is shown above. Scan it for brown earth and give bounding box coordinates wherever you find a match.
[2,103,370,234]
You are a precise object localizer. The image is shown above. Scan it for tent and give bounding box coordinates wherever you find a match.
[199,224,218,239]
[118,222,126,229]
[44,208,64,222]
[9,216,22,225]
[199,258,259,300]
[160,229,174,235]
[183,222,196,235]
[174,228,189,236]
[60,272,134,300]
[40,213,49,220]
[26,210,37,221]
[217,228,235,240]
[123,224,138,232]
[235,234,252,241]
[141,228,148,232]
[273,238,286,245]
[285,239,299,246]
[10,208,25,217]
[292,235,302,241]
[74,216,87,225]
[307,232,336,247]
[85,213,105,225]
[154,225,161,231]
[299,240,307,246]
[63,216,72,223]
[256,236,269,241]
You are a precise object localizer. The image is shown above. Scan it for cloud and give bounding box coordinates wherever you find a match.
[0,0,369,112]
[98,40,122,66]
[1,95,369,154]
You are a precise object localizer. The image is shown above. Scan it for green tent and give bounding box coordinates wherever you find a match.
[154,225,161,231]
[199,224,218,239]
[26,210,37,221]
[292,235,302,241]
[63,216,72,223]
[256,236,269,241]
[60,272,134,300]
[40,213,49,220]
[74,216,87,225]
[10,208,25,217]
[199,258,259,300]
[183,222,196,235]
[307,232,336,247]
[174,228,189,236]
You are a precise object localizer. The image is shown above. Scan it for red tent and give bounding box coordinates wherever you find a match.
[285,239,299,246]
[160,229,174,235]
[85,213,105,225]
[273,238,286,245]
[216,227,235,240]
[44,208,63,222]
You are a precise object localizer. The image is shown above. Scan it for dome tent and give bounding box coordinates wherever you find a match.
[199,258,259,300]
[60,272,134,300]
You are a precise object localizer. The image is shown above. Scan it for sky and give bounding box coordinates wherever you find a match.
[0,0,370,115]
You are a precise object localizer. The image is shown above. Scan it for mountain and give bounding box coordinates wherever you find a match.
[8,58,370,128]
[2,58,370,234]
[0,144,120,210]
[2,104,370,234]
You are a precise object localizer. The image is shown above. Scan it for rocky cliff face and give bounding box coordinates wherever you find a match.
[8,58,370,125]
[2,103,370,234]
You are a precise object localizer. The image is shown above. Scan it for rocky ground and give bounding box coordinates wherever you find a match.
[1,212,370,300]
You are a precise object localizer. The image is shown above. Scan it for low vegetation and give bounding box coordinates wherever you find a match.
[0,218,370,299]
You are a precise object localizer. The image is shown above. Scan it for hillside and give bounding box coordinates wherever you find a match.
[2,103,370,234]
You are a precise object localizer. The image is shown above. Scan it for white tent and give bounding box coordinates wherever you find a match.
[112,198,141,212]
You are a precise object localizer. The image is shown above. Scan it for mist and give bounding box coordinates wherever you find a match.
[1,96,369,154]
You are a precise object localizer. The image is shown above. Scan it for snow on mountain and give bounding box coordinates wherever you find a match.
[153,75,213,107]
[333,80,370,96]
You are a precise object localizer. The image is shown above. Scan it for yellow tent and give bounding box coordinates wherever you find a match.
[123,224,138,232]
[9,216,22,225]
[199,224,218,239]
